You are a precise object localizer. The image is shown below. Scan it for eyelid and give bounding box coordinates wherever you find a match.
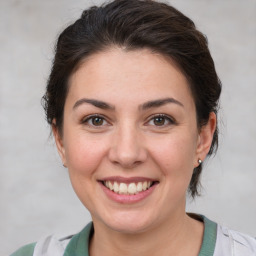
[81,113,176,128]
[81,114,111,127]
[145,114,176,126]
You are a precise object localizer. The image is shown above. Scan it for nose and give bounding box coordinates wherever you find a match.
[108,123,148,169]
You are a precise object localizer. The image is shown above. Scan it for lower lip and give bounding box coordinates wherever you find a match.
[99,182,157,204]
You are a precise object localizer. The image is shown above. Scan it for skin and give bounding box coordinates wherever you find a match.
[53,47,216,256]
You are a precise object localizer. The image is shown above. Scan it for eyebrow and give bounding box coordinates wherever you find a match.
[73,97,183,111]
[73,98,115,110]
[140,97,184,110]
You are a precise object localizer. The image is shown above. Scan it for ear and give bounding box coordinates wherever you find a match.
[52,120,67,167]
[195,112,217,165]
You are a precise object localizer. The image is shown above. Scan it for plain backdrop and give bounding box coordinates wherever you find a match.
[1,0,255,255]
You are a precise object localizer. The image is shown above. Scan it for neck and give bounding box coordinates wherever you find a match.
[90,213,203,256]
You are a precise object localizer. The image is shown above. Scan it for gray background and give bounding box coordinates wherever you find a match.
[1,0,255,255]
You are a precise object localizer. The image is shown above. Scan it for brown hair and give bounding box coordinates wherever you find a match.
[42,0,221,198]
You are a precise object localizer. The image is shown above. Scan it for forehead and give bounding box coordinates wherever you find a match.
[67,47,194,109]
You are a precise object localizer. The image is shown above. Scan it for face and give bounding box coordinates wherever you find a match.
[54,48,215,234]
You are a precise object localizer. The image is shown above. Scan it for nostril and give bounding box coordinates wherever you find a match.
[107,132,148,168]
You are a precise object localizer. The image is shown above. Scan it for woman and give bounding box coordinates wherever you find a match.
[11,0,256,255]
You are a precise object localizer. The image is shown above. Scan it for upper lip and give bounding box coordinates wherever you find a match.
[99,176,157,183]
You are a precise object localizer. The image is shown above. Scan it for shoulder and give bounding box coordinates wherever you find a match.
[9,223,93,256]
[214,224,256,256]
[10,243,36,256]
[10,235,72,256]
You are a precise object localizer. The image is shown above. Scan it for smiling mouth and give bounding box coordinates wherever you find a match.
[102,180,157,195]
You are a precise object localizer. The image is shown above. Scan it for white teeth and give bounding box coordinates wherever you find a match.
[119,183,128,194]
[137,182,143,192]
[109,181,113,191]
[104,180,153,194]
[113,181,119,193]
[142,181,148,191]
[128,183,137,194]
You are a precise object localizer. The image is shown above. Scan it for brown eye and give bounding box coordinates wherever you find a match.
[82,115,108,127]
[91,117,104,126]
[147,114,175,127]
[153,116,166,126]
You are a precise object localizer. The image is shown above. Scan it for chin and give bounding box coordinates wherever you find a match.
[99,210,157,234]
[108,221,152,234]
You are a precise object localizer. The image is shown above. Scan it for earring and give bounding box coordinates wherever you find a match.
[63,163,67,168]
[198,159,202,164]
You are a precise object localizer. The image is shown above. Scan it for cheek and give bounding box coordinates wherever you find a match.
[64,135,109,209]
[148,133,197,179]
[65,134,108,176]
[146,133,198,209]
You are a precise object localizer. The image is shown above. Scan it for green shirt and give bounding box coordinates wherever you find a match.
[11,216,217,256]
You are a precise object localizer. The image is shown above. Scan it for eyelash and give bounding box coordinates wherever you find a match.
[146,114,176,127]
[81,114,109,127]
[81,114,176,129]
